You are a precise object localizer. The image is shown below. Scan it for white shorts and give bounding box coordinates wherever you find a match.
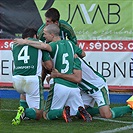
[12,75,44,109]
[80,85,110,108]
[51,83,84,116]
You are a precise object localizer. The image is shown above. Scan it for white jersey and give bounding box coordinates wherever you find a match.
[79,58,107,93]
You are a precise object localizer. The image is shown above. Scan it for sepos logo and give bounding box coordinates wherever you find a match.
[0,40,133,52]
[78,40,133,52]
[66,3,120,24]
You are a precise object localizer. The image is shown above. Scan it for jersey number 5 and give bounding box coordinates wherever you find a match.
[61,53,69,73]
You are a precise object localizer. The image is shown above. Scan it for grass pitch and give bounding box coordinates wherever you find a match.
[0,99,133,133]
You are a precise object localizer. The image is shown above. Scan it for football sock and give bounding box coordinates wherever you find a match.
[46,109,63,120]
[110,106,132,118]
[81,106,132,118]
[86,107,100,116]
[19,100,28,108]
[25,108,36,119]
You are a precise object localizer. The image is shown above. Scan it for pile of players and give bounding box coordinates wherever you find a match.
[11,8,133,125]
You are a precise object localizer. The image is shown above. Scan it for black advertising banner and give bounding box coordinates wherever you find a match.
[0,0,43,39]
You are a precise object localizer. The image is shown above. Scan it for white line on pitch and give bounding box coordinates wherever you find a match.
[97,125,133,133]
[93,116,133,124]
[0,109,17,111]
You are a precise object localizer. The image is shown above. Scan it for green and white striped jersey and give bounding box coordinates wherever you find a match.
[11,38,51,76]
[79,58,106,93]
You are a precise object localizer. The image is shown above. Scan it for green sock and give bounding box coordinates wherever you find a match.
[20,100,28,108]
[111,106,132,118]
[25,108,36,119]
[86,107,100,116]
[46,109,63,120]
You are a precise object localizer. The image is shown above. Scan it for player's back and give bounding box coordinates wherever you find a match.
[59,20,77,44]
[79,58,106,90]
[49,40,79,87]
[11,38,42,76]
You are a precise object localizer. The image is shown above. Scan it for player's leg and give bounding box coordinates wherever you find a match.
[93,85,112,118]
[92,85,132,118]
[24,108,43,120]
[12,75,24,94]
[80,90,100,116]
[67,88,92,122]
[25,76,44,109]
[43,83,64,120]
[80,86,112,118]
[24,76,44,120]
[43,83,54,116]
[45,83,71,122]
[110,106,132,118]
[99,106,112,118]
[98,85,132,118]
[50,83,71,109]
[12,75,26,125]
[19,94,28,108]
[84,93,132,119]
[43,83,71,122]
[12,76,29,114]
[67,88,84,116]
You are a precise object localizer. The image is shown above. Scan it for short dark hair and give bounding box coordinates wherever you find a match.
[45,8,60,22]
[22,28,37,39]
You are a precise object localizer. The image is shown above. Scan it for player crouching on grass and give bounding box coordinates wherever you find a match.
[43,66,92,123]
[11,28,53,125]
[13,24,92,123]
[46,58,133,120]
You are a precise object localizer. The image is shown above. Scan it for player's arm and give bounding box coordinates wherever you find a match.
[50,68,82,83]
[43,60,53,72]
[42,51,53,82]
[41,65,47,83]
[37,23,45,41]
[78,50,86,58]
[50,57,82,83]
[62,20,77,45]
[74,44,86,58]
[42,61,53,83]
[13,38,52,52]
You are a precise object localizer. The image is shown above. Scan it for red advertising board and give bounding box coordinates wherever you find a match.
[0,39,133,90]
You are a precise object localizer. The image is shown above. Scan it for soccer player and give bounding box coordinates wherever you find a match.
[38,7,133,119]
[14,24,92,123]
[49,58,133,119]
[37,8,77,44]
[37,7,78,82]
[11,28,52,125]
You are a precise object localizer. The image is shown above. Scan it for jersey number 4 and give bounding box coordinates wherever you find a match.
[18,46,30,63]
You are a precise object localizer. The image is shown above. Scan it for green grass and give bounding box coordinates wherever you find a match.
[0,99,133,133]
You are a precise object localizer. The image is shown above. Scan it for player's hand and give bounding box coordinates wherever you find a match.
[43,111,47,120]
[74,54,78,58]
[52,68,58,73]
[13,38,27,45]
[50,69,59,78]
